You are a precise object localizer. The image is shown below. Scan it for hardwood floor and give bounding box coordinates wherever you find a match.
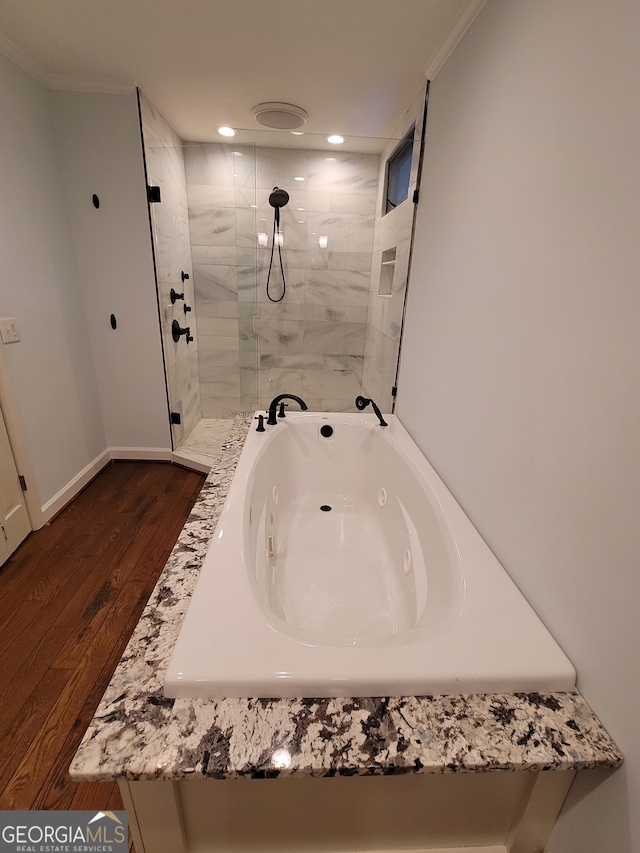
[0,461,205,833]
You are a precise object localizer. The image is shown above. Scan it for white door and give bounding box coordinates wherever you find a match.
[0,404,31,566]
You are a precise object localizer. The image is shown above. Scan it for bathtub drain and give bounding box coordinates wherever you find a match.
[320,505,332,512]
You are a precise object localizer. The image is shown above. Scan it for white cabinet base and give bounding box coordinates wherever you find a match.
[121,769,575,853]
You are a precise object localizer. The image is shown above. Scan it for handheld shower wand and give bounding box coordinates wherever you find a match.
[266,187,289,302]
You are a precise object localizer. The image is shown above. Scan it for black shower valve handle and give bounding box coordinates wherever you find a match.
[184,304,192,314]
[181,270,190,282]
[172,319,193,343]
[170,288,185,304]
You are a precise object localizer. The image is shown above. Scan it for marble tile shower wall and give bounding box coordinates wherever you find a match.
[184,144,379,414]
[184,142,256,416]
[139,93,201,443]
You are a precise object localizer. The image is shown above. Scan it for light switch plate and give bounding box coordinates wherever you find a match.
[0,318,20,344]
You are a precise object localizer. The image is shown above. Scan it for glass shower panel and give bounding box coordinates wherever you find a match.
[250,139,380,412]
[184,141,259,417]
[234,144,260,413]
[180,122,425,418]
[139,88,202,448]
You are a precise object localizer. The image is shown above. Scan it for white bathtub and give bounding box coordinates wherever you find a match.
[164,412,575,698]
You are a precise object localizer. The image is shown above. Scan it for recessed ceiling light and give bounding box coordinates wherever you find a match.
[291,132,304,136]
[294,176,305,182]
[327,135,345,144]
[218,126,236,137]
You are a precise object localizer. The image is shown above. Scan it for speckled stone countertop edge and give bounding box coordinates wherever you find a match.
[69,414,623,783]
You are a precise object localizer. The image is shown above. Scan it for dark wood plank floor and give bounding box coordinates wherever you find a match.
[0,461,205,830]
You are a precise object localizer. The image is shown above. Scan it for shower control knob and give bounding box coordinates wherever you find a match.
[184,304,192,314]
[170,288,185,303]
[172,319,193,343]
[181,271,190,282]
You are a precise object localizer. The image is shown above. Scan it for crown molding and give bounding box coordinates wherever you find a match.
[47,74,136,94]
[423,0,489,81]
[0,32,51,85]
[0,34,134,94]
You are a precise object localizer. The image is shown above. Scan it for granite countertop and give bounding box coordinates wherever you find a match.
[70,415,623,782]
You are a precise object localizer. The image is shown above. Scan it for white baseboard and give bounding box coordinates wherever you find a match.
[39,446,176,524]
[40,449,111,524]
[109,447,173,462]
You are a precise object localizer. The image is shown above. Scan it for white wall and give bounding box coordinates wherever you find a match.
[396,0,639,849]
[52,90,171,453]
[0,53,107,510]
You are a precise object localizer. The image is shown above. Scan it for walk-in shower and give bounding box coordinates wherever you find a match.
[138,86,427,464]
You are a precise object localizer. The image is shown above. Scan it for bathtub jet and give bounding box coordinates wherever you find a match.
[164,411,576,699]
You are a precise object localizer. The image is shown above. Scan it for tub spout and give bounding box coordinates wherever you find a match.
[355,395,388,427]
[267,394,308,425]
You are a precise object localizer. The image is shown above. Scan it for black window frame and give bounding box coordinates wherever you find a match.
[384,126,415,215]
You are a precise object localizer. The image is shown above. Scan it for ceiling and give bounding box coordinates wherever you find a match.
[0,0,484,143]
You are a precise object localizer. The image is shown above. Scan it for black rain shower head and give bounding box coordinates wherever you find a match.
[269,187,290,208]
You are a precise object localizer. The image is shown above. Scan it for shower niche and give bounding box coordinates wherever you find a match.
[378,247,397,297]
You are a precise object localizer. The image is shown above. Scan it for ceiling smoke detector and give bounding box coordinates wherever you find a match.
[251,102,309,130]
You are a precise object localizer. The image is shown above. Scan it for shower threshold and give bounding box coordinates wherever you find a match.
[173,418,235,472]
